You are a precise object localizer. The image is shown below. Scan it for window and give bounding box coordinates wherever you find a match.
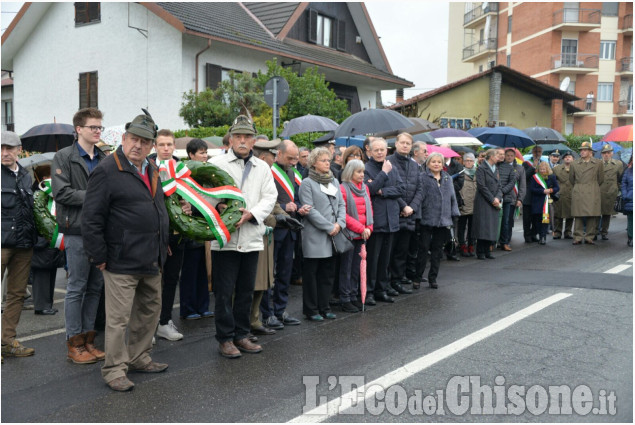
[601,2,618,16]
[597,83,613,102]
[74,2,100,25]
[565,123,573,134]
[317,14,333,47]
[439,118,448,128]
[595,124,612,135]
[508,16,512,33]
[478,64,483,72]
[2,101,13,131]
[464,119,472,130]
[307,10,344,49]
[599,41,616,60]
[561,39,578,66]
[79,72,98,108]
[506,54,511,67]
[479,28,484,44]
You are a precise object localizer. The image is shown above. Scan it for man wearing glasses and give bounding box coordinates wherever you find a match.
[52,107,107,365]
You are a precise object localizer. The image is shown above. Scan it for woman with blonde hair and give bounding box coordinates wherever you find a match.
[529,161,559,245]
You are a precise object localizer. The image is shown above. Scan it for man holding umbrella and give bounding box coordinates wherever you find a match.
[570,142,604,244]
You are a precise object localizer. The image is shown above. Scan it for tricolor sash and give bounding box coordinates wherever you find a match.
[39,179,65,250]
[158,160,245,248]
[292,167,303,186]
[272,163,295,201]
[532,174,550,224]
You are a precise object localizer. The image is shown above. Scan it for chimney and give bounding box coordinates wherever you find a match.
[396,88,404,103]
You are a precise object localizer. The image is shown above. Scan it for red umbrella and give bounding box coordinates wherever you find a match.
[359,243,367,311]
[601,125,633,143]
[428,145,460,158]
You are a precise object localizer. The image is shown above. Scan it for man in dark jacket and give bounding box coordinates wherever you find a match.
[1,131,36,358]
[364,138,405,305]
[497,148,518,251]
[386,133,422,294]
[52,107,106,364]
[82,110,169,392]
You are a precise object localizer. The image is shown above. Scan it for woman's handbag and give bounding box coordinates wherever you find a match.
[331,231,354,254]
[614,194,624,213]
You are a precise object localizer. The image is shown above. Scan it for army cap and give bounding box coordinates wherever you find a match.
[550,150,560,157]
[561,151,574,159]
[125,108,158,140]
[229,115,256,135]
[1,131,21,147]
[254,138,281,155]
[579,141,594,151]
[601,144,614,153]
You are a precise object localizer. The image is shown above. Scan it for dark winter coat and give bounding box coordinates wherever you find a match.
[472,163,502,241]
[51,143,106,235]
[82,146,169,275]
[419,170,460,228]
[522,161,537,205]
[1,163,36,248]
[529,174,559,216]
[386,153,423,231]
[447,158,464,207]
[364,158,405,233]
[498,162,518,204]
[621,167,633,213]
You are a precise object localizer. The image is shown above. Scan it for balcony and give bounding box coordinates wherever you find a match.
[463,38,497,62]
[552,8,601,31]
[617,57,633,75]
[623,14,633,35]
[570,99,596,115]
[617,100,633,117]
[551,53,599,74]
[464,3,499,29]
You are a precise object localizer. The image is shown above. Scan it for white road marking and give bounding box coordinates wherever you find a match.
[627,258,633,263]
[288,292,573,423]
[604,264,632,274]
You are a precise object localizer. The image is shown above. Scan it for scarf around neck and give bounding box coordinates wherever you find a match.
[309,168,334,185]
[342,181,373,233]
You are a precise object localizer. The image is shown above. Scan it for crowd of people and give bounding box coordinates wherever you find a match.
[1,109,632,393]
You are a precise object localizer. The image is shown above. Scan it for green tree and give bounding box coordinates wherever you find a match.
[256,59,351,123]
[179,71,265,127]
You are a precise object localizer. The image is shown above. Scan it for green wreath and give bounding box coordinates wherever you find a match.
[33,190,58,241]
[163,160,245,242]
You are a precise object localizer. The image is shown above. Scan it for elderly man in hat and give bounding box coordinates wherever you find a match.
[209,115,277,358]
[52,107,107,364]
[1,131,37,358]
[569,141,604,245]
[597,144,624,240]
[552,151,575,239]
[82,109,170,391]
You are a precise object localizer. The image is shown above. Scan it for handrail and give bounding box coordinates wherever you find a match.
[552,8,601,26]
[464,3,499,25]
[551,53,599,69]
[463,38,497,60]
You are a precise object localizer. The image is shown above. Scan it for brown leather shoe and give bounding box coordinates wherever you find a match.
[251,325,276,336]
[107,376,135,392]
[218,341,241,359]
[129,361,168,373]
[67,334,98,364]
[234,338,262,354]
[84,331,105,361]
[502,244,512,251]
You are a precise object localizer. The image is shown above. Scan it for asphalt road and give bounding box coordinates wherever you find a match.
[2,215,632,422]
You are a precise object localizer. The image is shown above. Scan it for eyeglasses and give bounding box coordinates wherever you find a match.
[317,159,331,163]
[350,153,362,158]
[81,125,105,133]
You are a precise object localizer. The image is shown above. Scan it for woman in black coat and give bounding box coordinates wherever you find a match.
[529,162,559,245]
[472,149,503,260]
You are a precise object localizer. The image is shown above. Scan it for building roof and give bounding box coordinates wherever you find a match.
[390,65,579,109]
[153,2,412,87]
[242,2,301,36]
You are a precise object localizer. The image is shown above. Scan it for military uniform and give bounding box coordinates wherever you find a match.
[598,156,623,238]
[569,143,604,244]
[552,163,574,238]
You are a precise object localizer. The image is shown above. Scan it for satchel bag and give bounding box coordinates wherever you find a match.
[614,194,624,213]
[328,194,353,254]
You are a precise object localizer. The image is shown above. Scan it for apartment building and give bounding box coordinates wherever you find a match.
[448,2,633,135]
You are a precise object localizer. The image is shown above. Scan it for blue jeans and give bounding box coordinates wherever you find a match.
[64,235,104,338]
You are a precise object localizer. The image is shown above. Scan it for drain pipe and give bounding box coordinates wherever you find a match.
[195,39,212,93]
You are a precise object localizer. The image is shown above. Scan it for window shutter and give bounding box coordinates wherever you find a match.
[308,9,318,43]
[206,64,222,89]
[79,73,88,108]
[87,3,100,22]
[75,2,87,24]
[89,72,98,107]
[337,20,346,51]
[79,72,98,108]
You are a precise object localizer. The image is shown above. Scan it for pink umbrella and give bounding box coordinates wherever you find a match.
[428,145,460,158]
[359,243,367,311]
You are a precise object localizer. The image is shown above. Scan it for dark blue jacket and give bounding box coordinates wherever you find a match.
[529,174,559,216]
[387,153,424,231]
[419,170,460,228]
[1,163,36,248]
[364,158,405,233]
[621,167,633,213]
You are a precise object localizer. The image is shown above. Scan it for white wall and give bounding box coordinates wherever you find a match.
[12,3,183,134]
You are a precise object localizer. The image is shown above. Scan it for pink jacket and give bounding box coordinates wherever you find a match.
[340,183,374,239]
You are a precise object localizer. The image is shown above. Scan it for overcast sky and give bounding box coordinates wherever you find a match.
[1,1,449,106]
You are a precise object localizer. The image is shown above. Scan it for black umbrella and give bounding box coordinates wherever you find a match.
[21,123,75,152]
[374,117,439,138]
[281,114,339,138]
[522,126,566,144]
[334,109,414,139]
[537,143,571,155]
[386,131,436,147]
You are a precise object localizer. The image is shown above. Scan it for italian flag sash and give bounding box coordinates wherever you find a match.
[532,174,550,224]
[513,182,520,219]
[158,160,245,248]
[292,167,303,186]
[272,163,294,201]
[39,179,65,250]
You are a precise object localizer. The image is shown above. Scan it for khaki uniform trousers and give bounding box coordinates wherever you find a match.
[250,290,265,329]
[1,248,33,345]
[101,270,162,384]
[573,216,599,243]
